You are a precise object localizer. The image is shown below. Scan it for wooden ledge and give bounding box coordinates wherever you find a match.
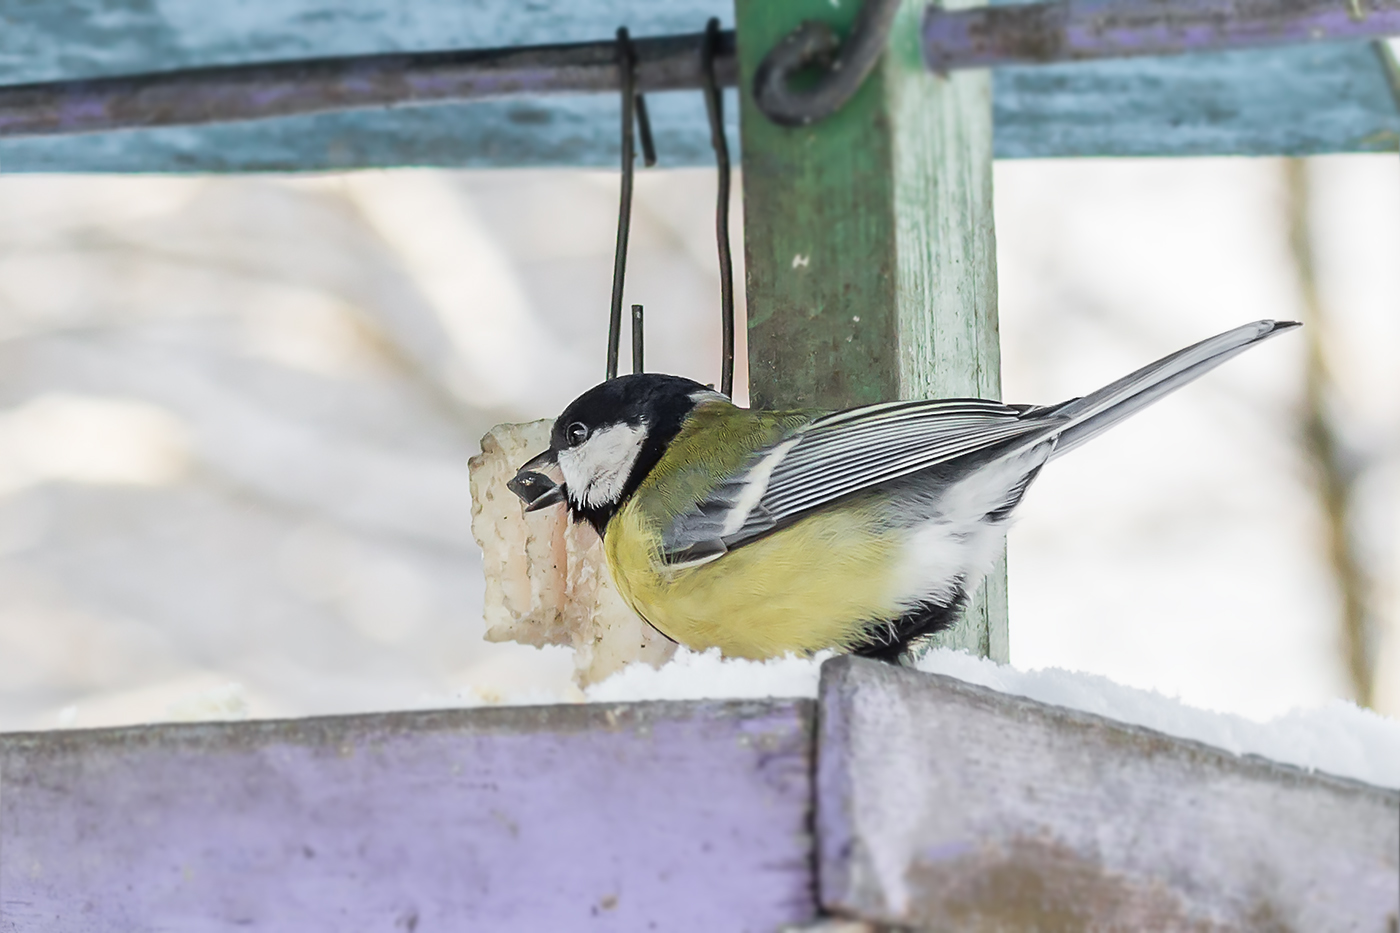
[1,699,818,931]
[817,656,1400,931]
[3,663,1396,930]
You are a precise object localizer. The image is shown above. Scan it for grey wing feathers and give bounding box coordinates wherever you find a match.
[1046,318,1298,457]
[659,399,1057,564]
[658,437,801,566]
[658,319,1298,565]
[738,400,1048,533]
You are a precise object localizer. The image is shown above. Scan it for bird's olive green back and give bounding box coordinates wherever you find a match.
[632,398,815,526]
[609,397,911,658]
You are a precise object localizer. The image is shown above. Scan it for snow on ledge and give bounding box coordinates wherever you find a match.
[585,647,833,704]
[913,649,1400,790]
[581,647,1400,790]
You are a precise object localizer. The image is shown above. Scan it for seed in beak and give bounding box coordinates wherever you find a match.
[508,470,566,511]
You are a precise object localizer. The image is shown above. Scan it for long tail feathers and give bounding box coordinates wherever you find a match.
[1043,319,1299,459]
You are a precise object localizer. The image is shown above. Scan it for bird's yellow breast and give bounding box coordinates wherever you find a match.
[603,496,905,659]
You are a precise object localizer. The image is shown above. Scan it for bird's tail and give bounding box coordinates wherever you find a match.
[1044,319,1299,459]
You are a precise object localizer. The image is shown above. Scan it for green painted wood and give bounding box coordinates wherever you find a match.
[736,0,1006,661]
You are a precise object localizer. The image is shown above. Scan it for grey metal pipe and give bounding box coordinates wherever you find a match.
[0,31,737,139]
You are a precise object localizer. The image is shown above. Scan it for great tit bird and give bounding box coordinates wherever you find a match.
[508,320,1298,662]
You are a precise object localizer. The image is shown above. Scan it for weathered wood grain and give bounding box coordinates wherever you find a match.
[0,0,733,172]
[817,656,1400,931]
[997,41,1400,158]
[0,0,1395,171]
[0,700,817,931]
[924,0,1400,70]
[0,0,732,83]
[738,0,1006,662]
[8,0,1392,145]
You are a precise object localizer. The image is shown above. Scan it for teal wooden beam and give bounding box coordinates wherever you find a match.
[0,0,1396,171]
[7,0,1392,144]
[736,0,1007,662]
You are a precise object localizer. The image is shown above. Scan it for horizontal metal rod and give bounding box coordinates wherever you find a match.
[1,0,1396,141]
[924,0,1400,70]
[0,31,737,139]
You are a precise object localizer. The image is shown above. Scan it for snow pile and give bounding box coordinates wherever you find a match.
[164,681,250,723]
[576,646,1400,789]
[914,649,1400,789]
[586,647,832,703]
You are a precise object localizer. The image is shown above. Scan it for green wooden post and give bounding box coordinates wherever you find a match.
[736,0,1007,662]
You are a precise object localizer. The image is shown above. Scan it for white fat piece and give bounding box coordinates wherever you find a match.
[558,422,649,510]
[890,442,1054,609]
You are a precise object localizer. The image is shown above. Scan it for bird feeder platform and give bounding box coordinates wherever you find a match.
[2,657,1395,930]
[3,0,1400,929]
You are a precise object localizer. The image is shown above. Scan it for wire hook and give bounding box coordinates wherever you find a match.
[631,303,645,373]
[752,0,900,127]
[606,27,655,381]
[700,17,736,398]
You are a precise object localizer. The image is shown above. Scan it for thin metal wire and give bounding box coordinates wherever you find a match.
[606,29,658,381]
[632,304,645,373]
[701,17,736,398]
[635,92,657,168]
[606,28,638,381]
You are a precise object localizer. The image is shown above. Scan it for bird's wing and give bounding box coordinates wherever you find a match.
[659,398,1056,566]
[657,319,1300,567]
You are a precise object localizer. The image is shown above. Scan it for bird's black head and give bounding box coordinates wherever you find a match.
[510,373,715,534]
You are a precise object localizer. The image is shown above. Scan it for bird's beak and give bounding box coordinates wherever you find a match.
[508,450,566,512]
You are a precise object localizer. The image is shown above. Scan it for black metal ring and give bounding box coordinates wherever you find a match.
[752,0,901,127]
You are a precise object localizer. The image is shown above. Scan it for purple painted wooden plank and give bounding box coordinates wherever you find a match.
[924,0,1400,70]
[0,700,815,932]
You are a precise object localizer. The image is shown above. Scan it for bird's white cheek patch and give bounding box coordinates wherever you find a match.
[558,422,648,509]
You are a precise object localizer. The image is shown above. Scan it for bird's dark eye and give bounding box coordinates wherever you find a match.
[566,422,589,447]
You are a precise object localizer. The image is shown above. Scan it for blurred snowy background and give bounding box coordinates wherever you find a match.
[0,155,1395,732]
